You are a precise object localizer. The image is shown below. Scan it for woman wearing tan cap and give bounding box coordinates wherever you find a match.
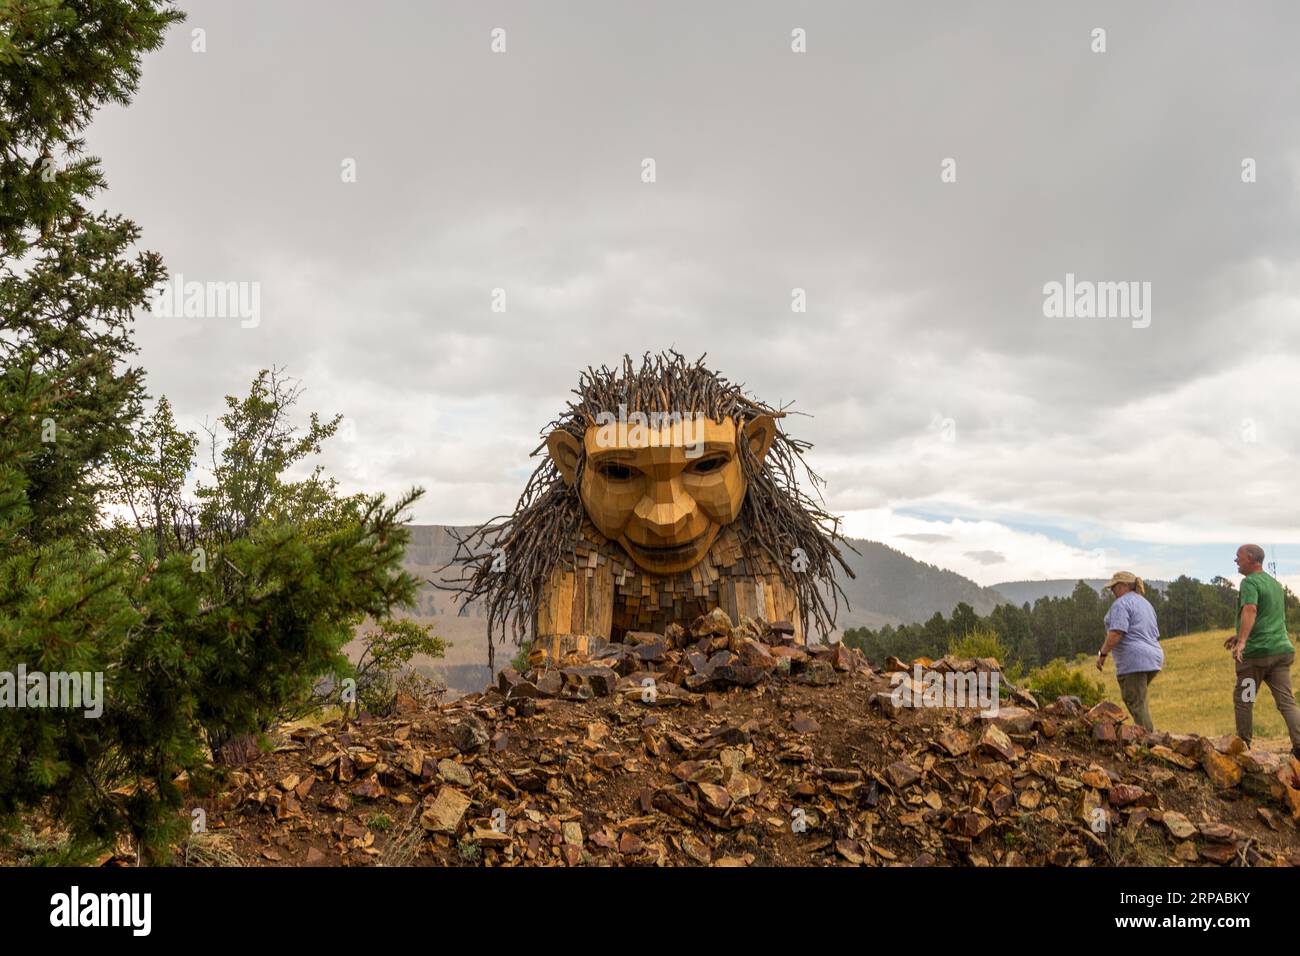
[1095,571,1164,731]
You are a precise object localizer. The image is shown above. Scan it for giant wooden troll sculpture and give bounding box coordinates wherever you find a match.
[449,352,853,665]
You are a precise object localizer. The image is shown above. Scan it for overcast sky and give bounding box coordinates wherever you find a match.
[87,0,1300,591]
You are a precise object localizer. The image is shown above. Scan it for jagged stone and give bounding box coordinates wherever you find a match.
[498,667,539,698]
[560,664,618,697]
[979,724,1016,761]
[1084,701,1127,724]
[420,787,470,834]
[1150,745,1198,770]
[1198,822,1236,843]
[1237,749,1281,774]
[535,671,563,697]
[886,760,921,789]
[1199,842,1239,865]
[1108,783,1146,806]
[1201,748,1243,789]
[798,660,836,686]
[1160,811,1197,840]
[452,714,490,754]
[437,758,473,788]
[936,727,974,757]
[993,707,1035,735]
[1045,695,1083,716]
[691,608,733,639]
[1080,769,1111,789]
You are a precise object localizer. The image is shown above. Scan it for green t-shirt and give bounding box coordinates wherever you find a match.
[1237,572,1293,658]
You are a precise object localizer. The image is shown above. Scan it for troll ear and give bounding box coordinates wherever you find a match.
[547,428,583,486]
[742,414,776,465]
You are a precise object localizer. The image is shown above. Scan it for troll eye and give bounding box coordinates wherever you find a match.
[691,456,728,474]
[598,462,635,481]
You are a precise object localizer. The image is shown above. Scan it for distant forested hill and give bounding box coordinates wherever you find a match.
[992,579,1169,606]
[833,538,1006,629]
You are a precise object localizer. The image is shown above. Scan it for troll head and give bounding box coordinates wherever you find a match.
[448,351,851,647]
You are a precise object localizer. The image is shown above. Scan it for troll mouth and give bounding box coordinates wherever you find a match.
[623,533,710,560]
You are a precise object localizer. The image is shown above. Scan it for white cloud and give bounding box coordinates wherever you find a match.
[837,509,1119,587]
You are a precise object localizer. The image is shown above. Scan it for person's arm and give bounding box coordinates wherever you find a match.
[1097,629,1124,670]
[1098,599,1129,670]
[1226,577,1259,662]
[1230,605,1256,663]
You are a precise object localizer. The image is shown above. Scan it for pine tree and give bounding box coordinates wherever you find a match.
[1,0,184,860]
[1,2,431,860]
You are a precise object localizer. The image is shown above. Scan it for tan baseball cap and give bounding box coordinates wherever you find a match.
[1102,571,1138,589]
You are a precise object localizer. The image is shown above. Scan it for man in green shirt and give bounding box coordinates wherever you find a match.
[1225,544,1300,758]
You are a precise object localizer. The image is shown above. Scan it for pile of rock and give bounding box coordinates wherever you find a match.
[499,609,859,707]
[199,611,1300,868]
[1076,699,1300,819]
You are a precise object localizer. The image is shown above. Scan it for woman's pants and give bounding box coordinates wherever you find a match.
[1116,670,1158,731]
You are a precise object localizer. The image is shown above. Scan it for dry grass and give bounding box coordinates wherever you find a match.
[379,809,424,867]
[183,832,244,867]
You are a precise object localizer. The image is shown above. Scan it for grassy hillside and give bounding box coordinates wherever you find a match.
[1062,628,1298,751]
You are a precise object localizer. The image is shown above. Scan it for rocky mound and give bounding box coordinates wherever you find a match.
[188,613,1300,867]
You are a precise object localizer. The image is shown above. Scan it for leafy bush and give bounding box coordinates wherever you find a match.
[948,627,1011,666]
[1025,659,1105,707]
[350,619,446,717]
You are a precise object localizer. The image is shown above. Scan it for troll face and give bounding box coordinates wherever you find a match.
[546,413,776,575]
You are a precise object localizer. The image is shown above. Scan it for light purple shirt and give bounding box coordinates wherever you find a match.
[1103,591,1164,675]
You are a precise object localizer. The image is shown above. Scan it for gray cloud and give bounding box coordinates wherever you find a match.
[87,0,1300,573]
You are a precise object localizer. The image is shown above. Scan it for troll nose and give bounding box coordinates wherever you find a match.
[633,484,696,537]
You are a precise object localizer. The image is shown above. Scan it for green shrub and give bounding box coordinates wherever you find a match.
[457,838,481,864]
[350,619,446,718]
[1026,659,1105,707]
[948,627,1011,666]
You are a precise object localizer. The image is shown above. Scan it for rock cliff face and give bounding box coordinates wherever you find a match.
[198,610,1300,868]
